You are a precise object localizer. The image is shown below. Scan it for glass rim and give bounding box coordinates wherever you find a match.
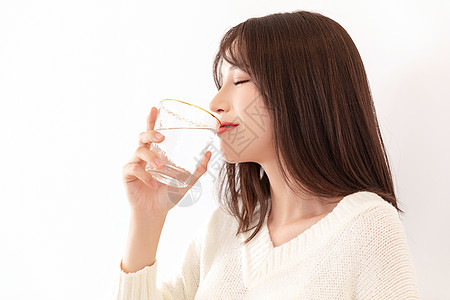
[160,99,221,127]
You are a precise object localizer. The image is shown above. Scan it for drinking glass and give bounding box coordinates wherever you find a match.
[145,99,221,188]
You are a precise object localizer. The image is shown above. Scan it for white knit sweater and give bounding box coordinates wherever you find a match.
[113,191,420,299]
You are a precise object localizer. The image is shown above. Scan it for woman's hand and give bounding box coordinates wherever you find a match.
[122,106,212,217]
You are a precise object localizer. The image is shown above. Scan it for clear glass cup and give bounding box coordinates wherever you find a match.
[145,99,221,188]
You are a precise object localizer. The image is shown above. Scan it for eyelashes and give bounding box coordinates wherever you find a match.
[233,80,250,86]
[216,79,250,89]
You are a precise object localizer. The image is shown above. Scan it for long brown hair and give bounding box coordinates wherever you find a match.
[212,11,401,244]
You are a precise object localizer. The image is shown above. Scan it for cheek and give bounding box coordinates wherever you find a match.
[218,89,274,163]
[241,96,273,146]
[218,124,254,162]
[219,126,273,163]
[219,110,274,163]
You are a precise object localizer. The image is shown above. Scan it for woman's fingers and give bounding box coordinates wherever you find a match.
[146,106,158,132]
[138,130,165,147]
[122,162,158,188]
[183,151,212,191]
[129,146,165,169]
[123,106,164,188]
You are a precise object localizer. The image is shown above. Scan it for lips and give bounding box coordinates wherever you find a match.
[218,122,239,135]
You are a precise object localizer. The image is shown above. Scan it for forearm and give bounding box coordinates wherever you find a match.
[121,211,167,273]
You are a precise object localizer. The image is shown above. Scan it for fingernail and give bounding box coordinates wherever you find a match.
[155,133,163,139]
[154,158,163,167]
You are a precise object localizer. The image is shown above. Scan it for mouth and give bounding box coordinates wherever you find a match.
[217,124,239,135]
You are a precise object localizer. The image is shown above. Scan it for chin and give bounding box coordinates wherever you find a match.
[219,149,241,164]
[219,140,257,164]
[218,141,240,163]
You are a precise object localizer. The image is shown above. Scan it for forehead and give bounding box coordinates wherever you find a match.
[220,59,243,76]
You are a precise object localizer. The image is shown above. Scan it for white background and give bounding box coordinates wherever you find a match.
[1,0,449,299]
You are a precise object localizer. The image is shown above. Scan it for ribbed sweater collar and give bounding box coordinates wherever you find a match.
[239,191,388,289]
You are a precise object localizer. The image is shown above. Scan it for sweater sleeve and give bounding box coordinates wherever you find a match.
[112,233,202,300]
[355,204,421,299]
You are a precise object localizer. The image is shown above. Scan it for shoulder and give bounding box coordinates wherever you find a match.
[344,191,404,237]
[205,205,238,235]
[338,191,401,230]
[324,191,402,243]
[340,193,420,298]
[343,193,416,273]
[195,205,238,244]
[331,191,411,262]
[193,205,241,269]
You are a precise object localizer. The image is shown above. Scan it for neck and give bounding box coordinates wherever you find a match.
[260,159,342,226]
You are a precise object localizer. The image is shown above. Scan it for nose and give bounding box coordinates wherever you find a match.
[209,88,230,115]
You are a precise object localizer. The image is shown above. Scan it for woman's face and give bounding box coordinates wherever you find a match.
[209,59,274,164]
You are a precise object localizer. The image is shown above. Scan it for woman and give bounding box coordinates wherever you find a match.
[113,11,420,299]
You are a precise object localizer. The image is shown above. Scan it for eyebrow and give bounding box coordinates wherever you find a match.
[221,65,243,77]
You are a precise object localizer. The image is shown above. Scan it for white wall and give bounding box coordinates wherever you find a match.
[0,0,448,299]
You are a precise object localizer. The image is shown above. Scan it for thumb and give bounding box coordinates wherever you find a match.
[184,151,212,191]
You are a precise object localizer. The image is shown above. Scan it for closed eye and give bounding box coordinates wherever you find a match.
[233,80,250,86]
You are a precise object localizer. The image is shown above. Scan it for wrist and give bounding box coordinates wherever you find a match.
[130,208,168,224]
